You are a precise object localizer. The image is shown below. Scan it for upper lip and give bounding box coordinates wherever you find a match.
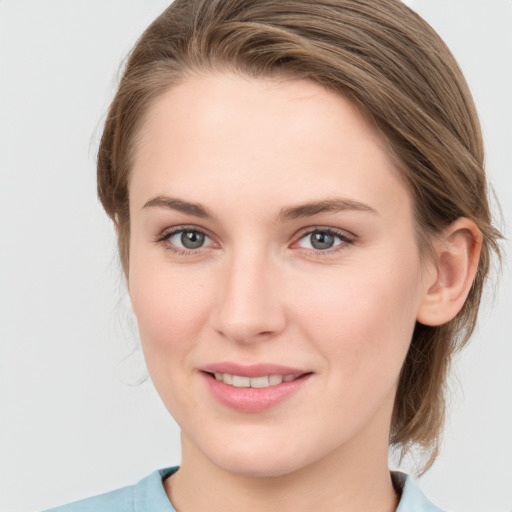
[201,362,310,378]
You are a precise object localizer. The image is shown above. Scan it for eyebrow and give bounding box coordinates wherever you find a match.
[277,198,378,222]
[143,196,215,219]
[142,195,377,221]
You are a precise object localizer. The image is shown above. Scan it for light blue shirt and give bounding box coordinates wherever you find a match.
[43,467,446,511]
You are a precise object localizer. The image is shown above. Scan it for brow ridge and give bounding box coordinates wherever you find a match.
[278,198,377,222]
[143,195,376,222]
[143,196,214,219]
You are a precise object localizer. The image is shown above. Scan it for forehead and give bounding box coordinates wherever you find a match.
[129,73,410,219]
[133,73,388,166]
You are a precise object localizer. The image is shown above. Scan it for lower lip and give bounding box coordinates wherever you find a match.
[202,373,311,412]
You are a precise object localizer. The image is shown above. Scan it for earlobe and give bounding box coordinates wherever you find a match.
[417,218,482,326]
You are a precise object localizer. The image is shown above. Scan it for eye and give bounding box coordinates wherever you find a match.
[160,228,213,251]
[296,229,349,251]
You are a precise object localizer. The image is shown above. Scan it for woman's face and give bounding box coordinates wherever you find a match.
[128,73,431,477]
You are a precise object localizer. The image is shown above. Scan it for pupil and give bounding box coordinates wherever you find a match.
[311,232,334,250]
[181,231,205,249]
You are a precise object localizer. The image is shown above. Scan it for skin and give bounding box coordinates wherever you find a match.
[127,73,480,512]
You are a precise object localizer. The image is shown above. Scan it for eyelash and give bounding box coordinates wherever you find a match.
[293,227,354,255]
[155,226,214,255]
[155,226,355,255]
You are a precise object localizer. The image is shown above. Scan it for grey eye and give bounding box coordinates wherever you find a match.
[298,230,343,250]
[169,230,207,249]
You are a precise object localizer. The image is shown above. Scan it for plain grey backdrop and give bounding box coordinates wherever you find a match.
[1,1,511,511]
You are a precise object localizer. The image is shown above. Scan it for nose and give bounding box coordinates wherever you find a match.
[211,249,287,344]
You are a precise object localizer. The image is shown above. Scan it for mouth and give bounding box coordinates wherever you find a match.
[200,363,313,412]
[206,372,305,388]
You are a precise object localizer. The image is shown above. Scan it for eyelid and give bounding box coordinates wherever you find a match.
[154,224,355,255]
[292,226,355,252]
[155,225,217,252]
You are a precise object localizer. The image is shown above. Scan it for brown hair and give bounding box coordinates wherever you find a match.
[97,0,501,472]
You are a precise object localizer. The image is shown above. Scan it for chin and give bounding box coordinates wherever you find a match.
[200,436,320,479]
[216,454,304,479]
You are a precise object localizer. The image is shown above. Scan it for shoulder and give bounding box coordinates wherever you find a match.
[393,471,447,512]
[42,485,134,512]
[42,467,178,512]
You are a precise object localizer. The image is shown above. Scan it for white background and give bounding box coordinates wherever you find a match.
[0,1,511,511]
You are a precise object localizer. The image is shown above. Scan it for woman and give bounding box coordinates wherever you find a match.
[42,0,502,511]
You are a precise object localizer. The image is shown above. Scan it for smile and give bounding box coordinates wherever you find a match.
[213,373,301,388]
[201,363,312,412]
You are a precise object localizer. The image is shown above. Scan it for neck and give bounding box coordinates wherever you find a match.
[166,432,398,512]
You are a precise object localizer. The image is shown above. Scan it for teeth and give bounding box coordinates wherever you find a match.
[213,373,298,388]
[232,375,251,387]
[250,376,269,388]
[269,375,283,385]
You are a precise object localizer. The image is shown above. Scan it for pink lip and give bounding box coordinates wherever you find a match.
[200,362,312,413]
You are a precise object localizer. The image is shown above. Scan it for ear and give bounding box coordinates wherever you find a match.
[417,218,482,326]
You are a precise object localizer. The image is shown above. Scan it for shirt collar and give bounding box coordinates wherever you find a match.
[393,471,446,512]
[134,467,446,512]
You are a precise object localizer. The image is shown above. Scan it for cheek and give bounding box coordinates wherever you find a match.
[128,261,213,368]
[128,263,219,423]
[290,252,423,381]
